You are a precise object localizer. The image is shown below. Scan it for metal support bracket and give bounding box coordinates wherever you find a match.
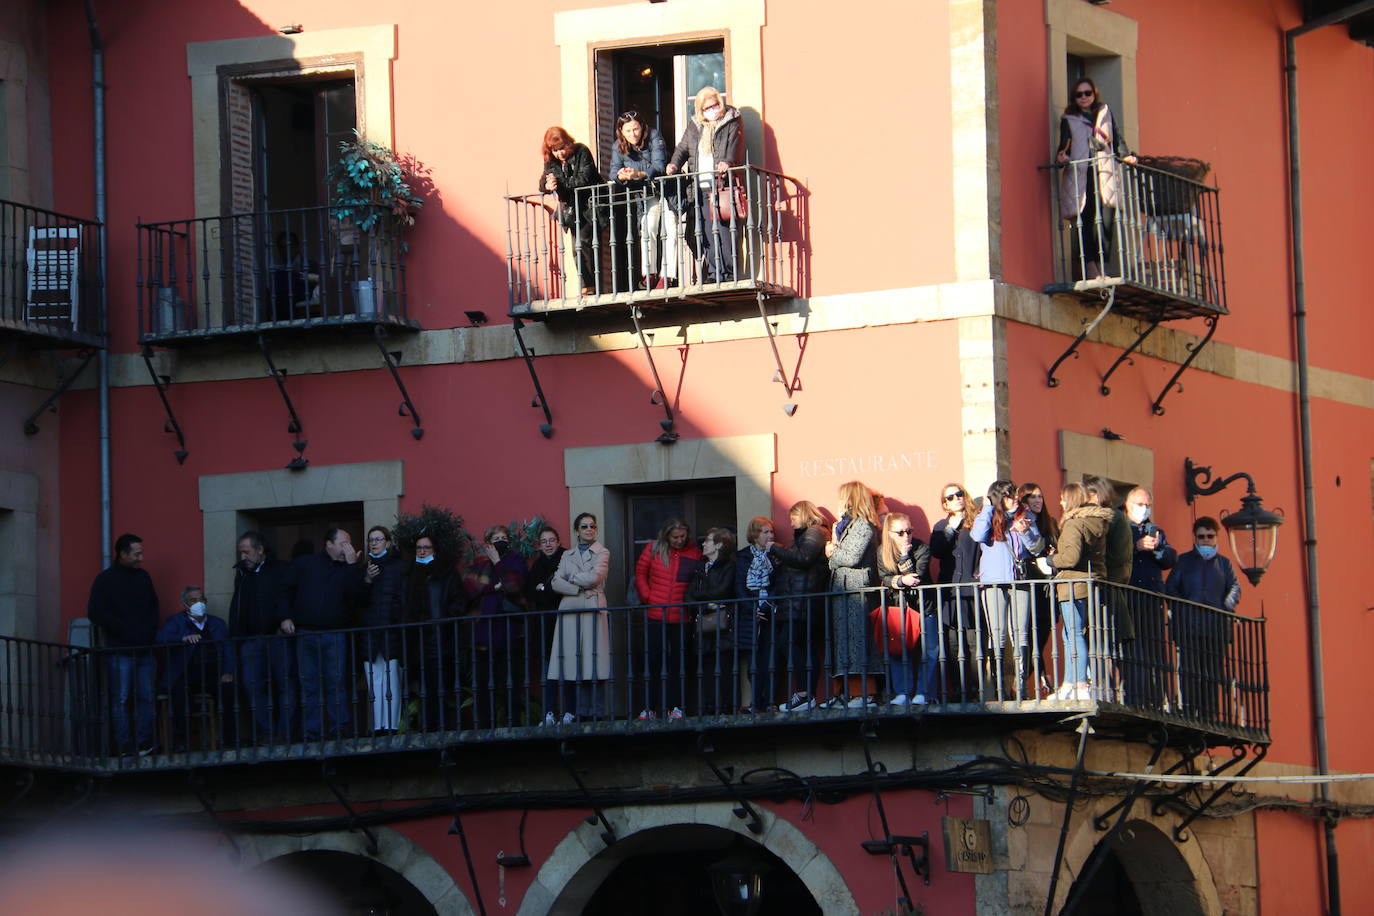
[696,732,764,835]
[1099,320,1160,396]
[441,751,490,916]
[373,325,423,440]
[859,723,930,905]
[629,306,678,443]
[320,761,379,856]
[1047,287,1116,388]
[257,334,308,469]
[22,349,96,436]
[1150,741,1244,816]
[512,318,553,438]
[754,291,799,397]
[1173,743,1267,842]
[188,770,241,861]
[557,741,617,846]
[138,346,188,463]
[1095,731,1199,830]
[1151,315,1219,416]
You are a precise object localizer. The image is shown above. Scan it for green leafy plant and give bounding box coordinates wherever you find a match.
[392,503,473,566]
[506,514,550,560]
[328,130,425,234]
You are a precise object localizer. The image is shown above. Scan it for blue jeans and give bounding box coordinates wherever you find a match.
[887,651,917,698]
[239,636,297,742]
[296,631,348,740]
[107,653,156,750]
[1060,599,1090,683]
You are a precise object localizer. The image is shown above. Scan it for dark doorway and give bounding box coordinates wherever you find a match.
[258,850,438,916]
[250,502,365,568]
[251,78,357,211]
[1064,847,1143,915]
[625,478,736,562]
[1062,820,1205,916]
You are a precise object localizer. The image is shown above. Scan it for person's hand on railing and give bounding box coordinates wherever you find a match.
[665,163,679,175]
[716,161,731,173]
[181,633,201,645]
[899,573,920,588]
[1056,150,1069,164]
[1122,155,1138,165]
[279,618,296,635]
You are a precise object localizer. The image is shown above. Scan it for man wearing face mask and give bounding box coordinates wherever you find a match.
[462,526,530,729]
[1164,517,1240,722]
[157,586,235,751]
[1122,488,1176,709]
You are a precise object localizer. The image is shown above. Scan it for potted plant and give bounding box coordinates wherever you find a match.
[328,131,425,316]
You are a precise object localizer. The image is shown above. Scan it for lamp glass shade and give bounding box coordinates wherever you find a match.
[1221,497,1283,584]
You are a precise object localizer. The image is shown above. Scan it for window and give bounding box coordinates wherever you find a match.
[249,78,357,212]
[249,502,366,566]
[625,479,736,564]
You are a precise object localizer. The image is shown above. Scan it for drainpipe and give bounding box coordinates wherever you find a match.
[1284,3,1374,913]
[83,0,111,567]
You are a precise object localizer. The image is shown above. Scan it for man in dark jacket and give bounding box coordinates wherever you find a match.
[1121,487,1177,709]
[229,531,296,743]
[156,586,235,751]
[285,528,364,741]
[87,533,159,754]
[1165,517,1241,722]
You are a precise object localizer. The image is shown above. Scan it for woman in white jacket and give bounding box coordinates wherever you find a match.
[544,512,611,724]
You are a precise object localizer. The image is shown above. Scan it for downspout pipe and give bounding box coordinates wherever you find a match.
[1283,3,1374,913]
[83,0,111,568]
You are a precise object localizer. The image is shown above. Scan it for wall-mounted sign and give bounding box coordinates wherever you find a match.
[942,816,994,874]
[798,450,939,479]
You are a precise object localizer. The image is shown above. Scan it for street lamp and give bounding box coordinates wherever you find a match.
[708,856,768,916]
[1184,458,1285,585]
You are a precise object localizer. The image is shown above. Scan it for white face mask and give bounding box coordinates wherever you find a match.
[704,105,722,122]
[415,555,435,566]
[189,601,207,618]
[1128,504,1150,524]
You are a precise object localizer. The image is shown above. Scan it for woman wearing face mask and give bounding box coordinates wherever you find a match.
[876,513,931,707]
[463,525,530,729]
[402,534,461,732]
[972,481,1042,700]
[1055,77,1137,281]
[546,513,611,723]
[929,483,979,703]
[687,527,738,714]
[634,517,702,720]
[666,86,744,284]
[540,126,604,297]
[824,480,882,708]
[361,526,406,735]
[735,516,780,712]
[608,112,667,293]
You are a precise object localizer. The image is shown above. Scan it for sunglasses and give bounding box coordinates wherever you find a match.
[617,110,640,122]
[891,528,913,536]
[1075,89,1095,98]
[578,523,597,529]
[944,491,965,501]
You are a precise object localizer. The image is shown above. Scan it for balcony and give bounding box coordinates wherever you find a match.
[1045,157,1228,322]
[0,581,1266,775]
[504,164,806,319]
[135,204,418,346]
[0,199,104,349]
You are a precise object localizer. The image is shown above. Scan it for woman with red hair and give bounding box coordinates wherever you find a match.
[540,126,603,297]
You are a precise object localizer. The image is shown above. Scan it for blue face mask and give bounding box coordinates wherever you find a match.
[415,555,435,566]
[1196,544,1218,560]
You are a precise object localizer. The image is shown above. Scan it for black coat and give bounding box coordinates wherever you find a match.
[87,564,159,648]
[228,559,294,638]
[686,555,737,606]
[770,526,828,598]
[525,548,566,614]
[540,144,602,229]
[290,551,365,630]
[362,551,406,629]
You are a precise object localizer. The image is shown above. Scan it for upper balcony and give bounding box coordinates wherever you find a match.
[135,204,419,347]
[505,164,806,320]
[1044,156,1228,323]
[0,580,1266,775]
[0,199,105,350]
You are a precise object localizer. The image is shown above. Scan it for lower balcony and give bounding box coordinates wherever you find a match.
[505,164,806,319]
[0,198,105,349]
[0,581,1266,774]
[135,204,418,346]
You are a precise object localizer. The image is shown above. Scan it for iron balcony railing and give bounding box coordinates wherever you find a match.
[505,164,806,315]
[0,198,104,347]
[0,580,1266,772]
[135,204,412,343]
[1048,157,1228,320]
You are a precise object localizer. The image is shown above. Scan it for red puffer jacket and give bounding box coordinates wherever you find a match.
[635,543,703,623]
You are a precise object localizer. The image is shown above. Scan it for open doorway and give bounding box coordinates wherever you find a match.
[248,502,365,568]
[1061,819,1206,915]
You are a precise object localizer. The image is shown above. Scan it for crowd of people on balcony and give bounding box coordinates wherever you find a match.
[82,473,1246,755]
[537,85,745,297]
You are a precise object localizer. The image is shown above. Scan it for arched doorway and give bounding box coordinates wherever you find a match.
[258,850,438,916]
[1063,820,1206,916]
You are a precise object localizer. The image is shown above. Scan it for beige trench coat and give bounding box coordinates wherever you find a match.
[546,541,611,681]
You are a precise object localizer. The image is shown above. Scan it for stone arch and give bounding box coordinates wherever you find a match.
[236,827,475,915]
[517,801,856,915]
[1052,812,1222,915]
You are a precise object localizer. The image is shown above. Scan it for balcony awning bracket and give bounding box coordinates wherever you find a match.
[188,770,241,861]
[320,760,379,856]
[372,325,423,440]
[139,346,188,463]
[22,349,96,437]
[1172,742,1267,843]
[695,731,764,835]
[258,334,308,470]
[558,740,617,847]
[1151,738,1242,816]
[1094,729,1195,830]
[1151,315,1219,416]
[859,723,930,906]
[512,318,554,438]
[1047,286,1116,388]
[1099,320,1160,396]
[755,291,799,397]
[629,306,678,444]
[441,750,491,916]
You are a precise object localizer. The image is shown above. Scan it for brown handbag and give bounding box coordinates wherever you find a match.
[716,177,747,223]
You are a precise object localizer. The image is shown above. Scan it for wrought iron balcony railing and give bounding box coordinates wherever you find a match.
[0,580,1266,773]
[135,204,416,345]
[1046,157,1228,322]
[0,198,104,348]
[505,164,806,317]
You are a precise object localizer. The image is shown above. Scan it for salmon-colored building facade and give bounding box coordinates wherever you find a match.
[2,0,1372,913]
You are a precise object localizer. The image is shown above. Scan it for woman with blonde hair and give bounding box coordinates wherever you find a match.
[666,86,744,284]
[633,516,701,720]
[771,500,830,712]
[825,481,881,707]
[928,482,978,702]
[1051,482,1114,700]
[876,512,930,707]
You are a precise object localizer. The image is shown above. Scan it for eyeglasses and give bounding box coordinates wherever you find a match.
[1075,89,1095,98]
[617,110,639,122]
[415,543,434,552]
[944,491,965,501]
[1195,532,1218,541]
[367,535,387,543]
[891,529,912,536]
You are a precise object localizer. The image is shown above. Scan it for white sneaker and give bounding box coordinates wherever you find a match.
[912,694,927,705]
[845,695,876,709]
[637,709,656,720]
[561,712,576,725]
[542,712,556,726]
[669,707,684,719]
[889,694,910,707]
